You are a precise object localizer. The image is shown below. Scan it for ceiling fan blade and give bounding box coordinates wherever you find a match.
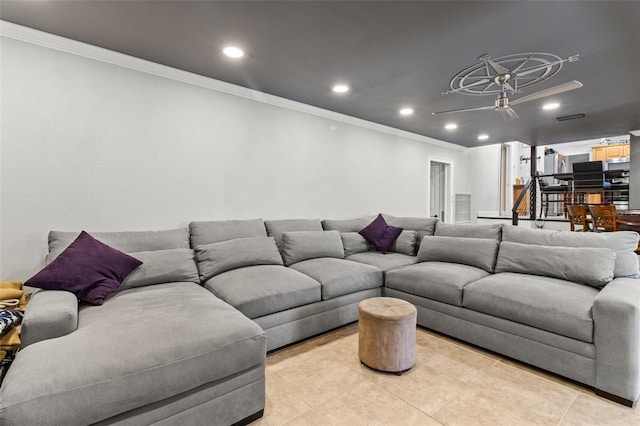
[487,59,509,75]
[510,80,583,105]
[499,107,519,121]
[432,105,494,115]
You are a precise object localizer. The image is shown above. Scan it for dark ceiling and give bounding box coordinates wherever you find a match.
[2,1,639,148]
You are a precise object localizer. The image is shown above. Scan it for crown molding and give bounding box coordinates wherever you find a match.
[1,20,465,151]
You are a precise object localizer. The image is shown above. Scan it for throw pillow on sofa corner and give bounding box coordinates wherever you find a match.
[25,231,142,305]
[341,232,371,257]
[390,230,418,256]
[359,214,403,253]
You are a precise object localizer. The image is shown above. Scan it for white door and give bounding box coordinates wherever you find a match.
[430,161,447,221]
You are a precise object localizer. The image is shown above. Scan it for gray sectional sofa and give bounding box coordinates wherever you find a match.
[1,214,639,425]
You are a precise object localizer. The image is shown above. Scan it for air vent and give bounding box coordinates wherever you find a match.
[556,113,586,121]
[455,194,472,223]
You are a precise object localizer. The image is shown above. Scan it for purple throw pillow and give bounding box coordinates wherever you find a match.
[25,231,142,305]
[359,214,404,253]
[376,225,403,253]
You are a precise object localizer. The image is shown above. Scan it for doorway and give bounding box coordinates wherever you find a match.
[430,161,449,221]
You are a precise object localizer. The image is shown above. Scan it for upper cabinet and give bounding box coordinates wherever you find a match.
[592,143,630,162]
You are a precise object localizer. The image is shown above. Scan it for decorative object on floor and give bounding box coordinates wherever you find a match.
[358,297,416,374]
[433,52,581,120]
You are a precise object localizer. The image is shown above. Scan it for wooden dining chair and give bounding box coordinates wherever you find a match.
[588,205,618,232]
[566,204,591,232]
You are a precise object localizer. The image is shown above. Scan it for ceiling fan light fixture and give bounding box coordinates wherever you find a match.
[332,84,350,94]
[445,123,458,130]
[478,134,489,141]
[543,102,560,110]
[399,107,414,116]
[222,46,244,58]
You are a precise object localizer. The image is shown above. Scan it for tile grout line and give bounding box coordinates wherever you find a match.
[556,390,579,426]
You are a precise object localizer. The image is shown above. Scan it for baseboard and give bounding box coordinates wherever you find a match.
[232,409,264,426]
[595,389,635,407]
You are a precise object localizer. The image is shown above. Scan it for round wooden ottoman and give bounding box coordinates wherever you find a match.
[358,297,417,374]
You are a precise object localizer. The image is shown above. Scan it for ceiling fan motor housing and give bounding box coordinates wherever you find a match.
[495,93,510,109]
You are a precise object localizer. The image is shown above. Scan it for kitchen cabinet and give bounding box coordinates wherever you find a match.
[592,146,607,161]
[592,143,630,162]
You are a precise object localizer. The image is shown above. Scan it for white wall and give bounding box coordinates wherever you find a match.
[468,144,501,217]
[0,30,470,280]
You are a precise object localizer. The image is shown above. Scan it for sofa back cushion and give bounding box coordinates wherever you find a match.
[121,248,200,290]
[322,217,374,232]
[390,230,418,256]
[282,231,344,266]
[418,235,499,273]
[194,237,283,281]
[265,219,324,251]
[189,219,267,247]
[341,232,371,257]
[502,226,638,278]
[384,214,438,241]
[47,228,190,263]
[435,222,502,240]
[496,241,616,288]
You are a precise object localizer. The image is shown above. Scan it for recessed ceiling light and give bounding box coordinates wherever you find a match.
[332,84,350,93]
[222,46,244,58]
[445,123,458,130]
[399,107,414,116]
[478,134,489,141]
[543,102,560,110]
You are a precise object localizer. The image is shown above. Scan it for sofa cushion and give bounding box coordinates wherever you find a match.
[496,241,616,288]
[20,290,78,348]
[265,219,323,251]
[502,225,638,278]
[359,214,403,253]
[346,252,418,272]
[281,231,344,266]
[322,217,374,232]
[386,261,490,306]
[417,235,499,273]
[120,248,200,290]
[47,228,190,263]
[463,272,599,342]
[194,237,283,280]
[204,265,321,318]
[340,232,371,257]
[25,231,142,306]
[0,283,266,425]
[290,258,383,300]
[189,219,267,247]
[390,230,418,256]
[384,214,438,243]
[435,222,502,240]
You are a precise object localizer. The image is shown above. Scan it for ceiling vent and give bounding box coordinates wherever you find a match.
[556,113,586,122]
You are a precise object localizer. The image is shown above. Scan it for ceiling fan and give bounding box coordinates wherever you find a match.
[432,53,583,121]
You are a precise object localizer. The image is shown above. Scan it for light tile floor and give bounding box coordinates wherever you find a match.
[252,324,640,426]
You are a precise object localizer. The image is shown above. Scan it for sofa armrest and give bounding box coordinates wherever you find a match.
[593,277,640,402]
[21,290,78,348]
